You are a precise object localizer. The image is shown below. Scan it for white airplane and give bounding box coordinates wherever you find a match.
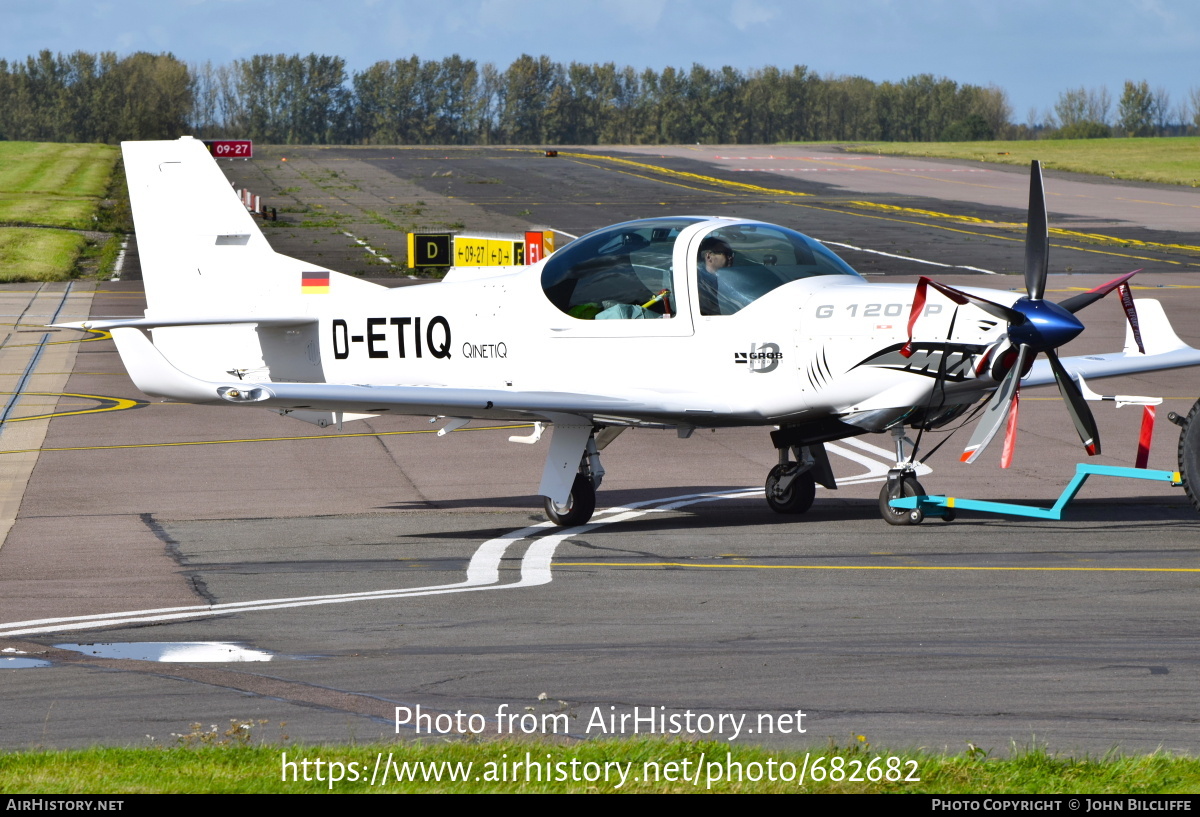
[61,137,1200,526]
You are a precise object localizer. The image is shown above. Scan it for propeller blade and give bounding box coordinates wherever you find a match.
[1025,160,1049,300]
[922,277,1025,325]
[961,345,1030,463]
[1058,270,1140,314]
[1045,350,1101,455]
[999,387,1021,469]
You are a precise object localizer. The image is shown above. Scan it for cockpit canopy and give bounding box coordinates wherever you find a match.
[541,217,863,319]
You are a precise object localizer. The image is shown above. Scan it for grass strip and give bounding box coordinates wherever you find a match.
[2,740,1198,794]
[0,228,87,282]
[844,137,1200,187]
[0,143,118,197]
[0,194,100,230]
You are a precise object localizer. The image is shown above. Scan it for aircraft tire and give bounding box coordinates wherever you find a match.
[879,476,924,526]
[1179,398,1200,513]
[543,474,596,527]
[765,465,816,514]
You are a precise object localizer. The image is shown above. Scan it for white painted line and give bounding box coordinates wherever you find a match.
[110,237,128,282]
[0,447,912,637]
[818,239,998,275]
[840,436,933,477]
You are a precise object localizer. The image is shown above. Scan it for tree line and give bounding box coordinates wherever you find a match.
[2,49,1196,145]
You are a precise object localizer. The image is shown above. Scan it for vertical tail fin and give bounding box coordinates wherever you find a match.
[121,136,381,316]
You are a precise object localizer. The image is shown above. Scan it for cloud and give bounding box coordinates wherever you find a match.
[730,0,778,31]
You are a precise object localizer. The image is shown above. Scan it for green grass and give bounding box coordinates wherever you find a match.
[845,137,1200,186]
[0,142,118,197]
[0,194,100,229]
[0,228,87,281]
[0,143,122,280]
[2,740,1198,794]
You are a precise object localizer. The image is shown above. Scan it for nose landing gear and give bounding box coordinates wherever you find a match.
[878,427,950,525]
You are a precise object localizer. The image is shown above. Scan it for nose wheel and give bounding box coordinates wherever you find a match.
[880,472,930,526]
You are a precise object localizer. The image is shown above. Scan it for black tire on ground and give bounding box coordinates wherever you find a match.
[543,474,597,527]
[1179,398,1200,513]
[765,465,817,514]
[879,476,925,526]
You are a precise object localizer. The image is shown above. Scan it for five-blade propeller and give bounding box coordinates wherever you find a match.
[907,161,1139,467]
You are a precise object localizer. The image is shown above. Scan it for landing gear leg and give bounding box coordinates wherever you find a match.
[543,430,604,527]
[765,445,817,514]
[878,427,938,525]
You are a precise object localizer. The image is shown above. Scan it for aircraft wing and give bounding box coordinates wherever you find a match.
[1023,298,1200,388]
[109,326,717,424]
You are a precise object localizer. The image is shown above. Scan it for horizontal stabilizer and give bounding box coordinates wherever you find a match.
[109,327,225,402]
[55,316,315,332]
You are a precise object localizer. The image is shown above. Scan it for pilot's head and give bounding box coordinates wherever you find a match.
[698,236,733,273]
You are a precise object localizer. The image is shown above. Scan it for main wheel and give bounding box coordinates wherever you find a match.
[879,475,925,526]
[765,465,816,514]
[544,474,596,527]
[1179,398,1200,513]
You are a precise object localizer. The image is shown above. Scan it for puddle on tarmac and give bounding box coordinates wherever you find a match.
[1,657,51,669]
[54,642,274,662]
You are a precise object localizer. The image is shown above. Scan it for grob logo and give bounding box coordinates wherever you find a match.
[734,342,783,373]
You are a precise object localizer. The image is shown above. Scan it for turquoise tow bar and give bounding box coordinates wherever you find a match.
[889,464,1184,521]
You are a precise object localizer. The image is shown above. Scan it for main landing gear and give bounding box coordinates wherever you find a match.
[543,430,605,527]
[765,446,817,514]
[544,473,596,527]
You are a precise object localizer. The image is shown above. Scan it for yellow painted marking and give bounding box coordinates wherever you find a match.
[0,372,128,376]
[0,392,144,423]
[1114,196,1200,210]
[845,200,1200,254]
[553,561,1200,574]
[553,150,811,196]
[566,158,758,197]
[0,423,532,455]
[0,329,111,348]
[946,497,956,508]
[783,154,1015,194]
[781,200,1199,267]
[1173,471,1182,484]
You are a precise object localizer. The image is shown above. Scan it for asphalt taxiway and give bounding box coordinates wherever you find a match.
[0,146,1198,756]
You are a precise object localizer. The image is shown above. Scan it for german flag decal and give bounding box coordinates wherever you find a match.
[302,271,330,294]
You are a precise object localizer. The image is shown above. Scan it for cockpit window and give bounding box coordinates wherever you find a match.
[541,218,702,320]
[697,224,863,316]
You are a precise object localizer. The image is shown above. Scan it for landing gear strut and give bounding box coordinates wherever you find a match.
[543,430,604,527]
[878,426,950,526]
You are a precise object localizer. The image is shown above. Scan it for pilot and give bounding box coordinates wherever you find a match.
[697,236,733,316]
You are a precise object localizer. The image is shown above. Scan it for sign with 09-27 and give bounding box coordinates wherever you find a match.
[203,140,254,159]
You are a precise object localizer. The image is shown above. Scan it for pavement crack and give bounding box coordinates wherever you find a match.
[139,512,216,605]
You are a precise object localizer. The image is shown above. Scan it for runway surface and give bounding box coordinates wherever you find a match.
[1,145,1198,757]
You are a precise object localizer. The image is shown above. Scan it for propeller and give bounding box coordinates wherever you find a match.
[903,161,1141,468]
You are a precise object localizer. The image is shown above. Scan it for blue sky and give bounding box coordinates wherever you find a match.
[4,0,1198,123]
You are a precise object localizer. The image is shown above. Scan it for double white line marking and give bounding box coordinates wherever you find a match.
[0,445,915,637]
